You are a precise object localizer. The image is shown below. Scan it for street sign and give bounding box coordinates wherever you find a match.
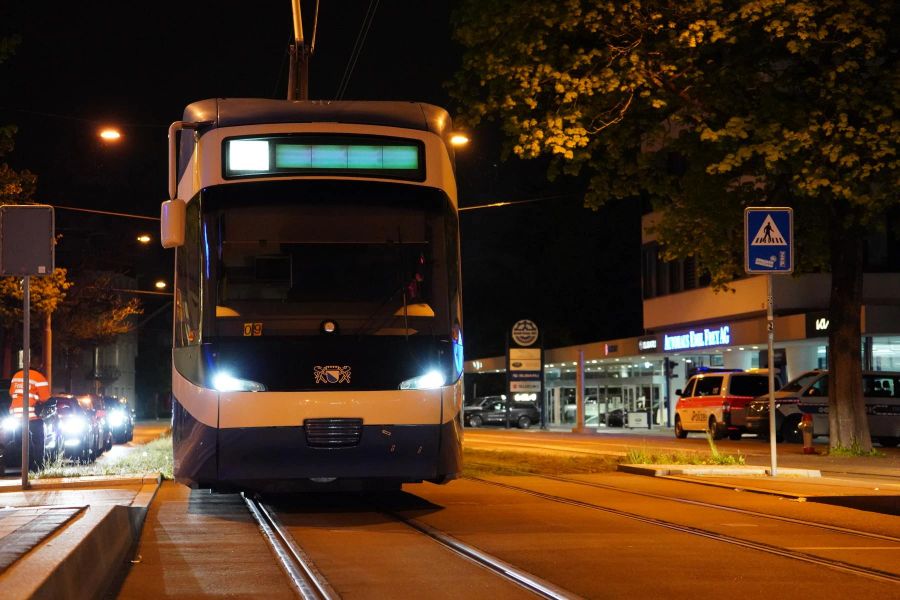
[744,207,795,478]
[0,205,55,276]
[507,319,545,428]
[744,207,793,274]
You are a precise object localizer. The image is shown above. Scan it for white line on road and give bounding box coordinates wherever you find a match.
[789,547,900,551]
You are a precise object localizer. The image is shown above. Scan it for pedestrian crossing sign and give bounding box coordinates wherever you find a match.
[745,207,793,274]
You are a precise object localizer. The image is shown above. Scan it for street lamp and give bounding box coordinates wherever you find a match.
[99,128,122,142]
[136,234,152,244]
[154,280,167,290]
[450,133,470,147]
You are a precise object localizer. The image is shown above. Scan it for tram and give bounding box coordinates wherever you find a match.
[160,99,464,491]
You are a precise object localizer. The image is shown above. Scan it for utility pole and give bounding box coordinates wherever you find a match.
[288,0,316,100]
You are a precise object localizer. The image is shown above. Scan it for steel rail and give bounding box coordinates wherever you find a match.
[464,460,900,543]
[468,476,900,585]
[534,471,900,544]
[378,508,582,600]
[243,494,340,600]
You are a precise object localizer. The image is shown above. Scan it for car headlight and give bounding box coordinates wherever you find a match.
[60,416,87,435]
[212,371,266,392]
[2,416,20,432]
[108,410,126,427]
[399,370,446,390]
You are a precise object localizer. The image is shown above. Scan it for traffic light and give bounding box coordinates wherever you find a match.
[664,358,678,379]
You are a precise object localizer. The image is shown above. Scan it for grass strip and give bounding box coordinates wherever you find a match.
[32,434,174,480]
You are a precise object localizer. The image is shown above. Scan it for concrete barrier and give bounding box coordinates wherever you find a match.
[0,475,162,600]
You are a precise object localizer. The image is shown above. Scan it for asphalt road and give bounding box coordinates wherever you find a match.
[108,424,900,599]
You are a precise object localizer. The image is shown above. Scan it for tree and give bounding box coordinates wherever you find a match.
[0,270,72,375]
[0,33,71,378]
[54,272,142,392]
[451,0,899,450]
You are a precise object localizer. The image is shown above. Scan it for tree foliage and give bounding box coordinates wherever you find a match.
[0,34,37,205]
[55,272,142,350]
[0,33,71,375]
[0,269,72,327]
[451,0,899,450]
[451,0,898,283]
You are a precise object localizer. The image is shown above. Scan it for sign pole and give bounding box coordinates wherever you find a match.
[21,276,30,489]
[745,206,793,478]
[766,273,777,477]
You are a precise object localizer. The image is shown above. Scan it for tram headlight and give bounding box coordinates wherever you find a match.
[2,416,20,432]
[212,371,267,392]
[399,370,446,390]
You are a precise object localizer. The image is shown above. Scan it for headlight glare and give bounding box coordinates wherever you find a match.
[60,416,87,435]
[108,410,126,427]
[399,370,446,390]
[212,371,266,392]
[2,416,20,432]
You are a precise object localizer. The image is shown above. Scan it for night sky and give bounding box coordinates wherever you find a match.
[0,1,643,360]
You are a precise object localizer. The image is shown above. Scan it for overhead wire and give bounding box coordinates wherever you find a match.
[272,32,292,98]
[335,0,380,100]
[458,194,581,212]
[310,0,320,53]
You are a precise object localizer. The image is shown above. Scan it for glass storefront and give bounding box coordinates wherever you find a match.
[544,359,665,428]
[465,333,900,431]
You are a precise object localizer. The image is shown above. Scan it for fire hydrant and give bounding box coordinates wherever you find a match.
[798,413,815,454]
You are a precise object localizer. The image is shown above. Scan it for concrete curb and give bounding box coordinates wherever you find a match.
[0,474,159,492]
[617,464,822,478]
[0,474,163,600]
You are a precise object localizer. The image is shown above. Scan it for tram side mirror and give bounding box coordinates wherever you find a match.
[675,389,683,397]
[161,199,186,248]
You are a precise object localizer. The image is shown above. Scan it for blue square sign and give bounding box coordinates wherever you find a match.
[745,207,793,274]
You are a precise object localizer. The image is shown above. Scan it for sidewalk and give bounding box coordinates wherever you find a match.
[0,474,161,600]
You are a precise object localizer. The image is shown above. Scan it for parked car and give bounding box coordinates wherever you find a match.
[602,408,626,427]
[1,411,47,470]
[745,370,900,447]
[464,395,540,429]
[1,395,100,467]
[674,369,771,440]
[41,396,100,462]
[103,396,135,443]
[80,394,112,455]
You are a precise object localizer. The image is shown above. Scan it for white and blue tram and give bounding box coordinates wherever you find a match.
[160,99,464,491]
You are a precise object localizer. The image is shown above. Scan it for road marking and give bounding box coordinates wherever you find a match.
[789,547,900,551]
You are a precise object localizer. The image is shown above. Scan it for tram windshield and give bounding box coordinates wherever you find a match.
[187,181,456,341]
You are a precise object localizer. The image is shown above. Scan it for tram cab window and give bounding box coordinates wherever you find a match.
[175,200,201,346]
[204,190,452,338]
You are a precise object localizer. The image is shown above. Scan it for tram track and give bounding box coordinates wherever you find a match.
[244,492,581,600]
[244,494,340,600]
[465,475,900,585]
[465,466,900,544]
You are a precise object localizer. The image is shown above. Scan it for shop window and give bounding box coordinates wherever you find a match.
[683,257,697,290]
[641,243,658,299]
[655,257,669,296]
[669,260,683,293]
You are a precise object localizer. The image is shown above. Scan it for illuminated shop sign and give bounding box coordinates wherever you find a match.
[804,312,830,337]
[663,325,731,351]
[638,338,658,351]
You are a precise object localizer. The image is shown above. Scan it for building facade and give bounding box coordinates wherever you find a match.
[465,212,900,429]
